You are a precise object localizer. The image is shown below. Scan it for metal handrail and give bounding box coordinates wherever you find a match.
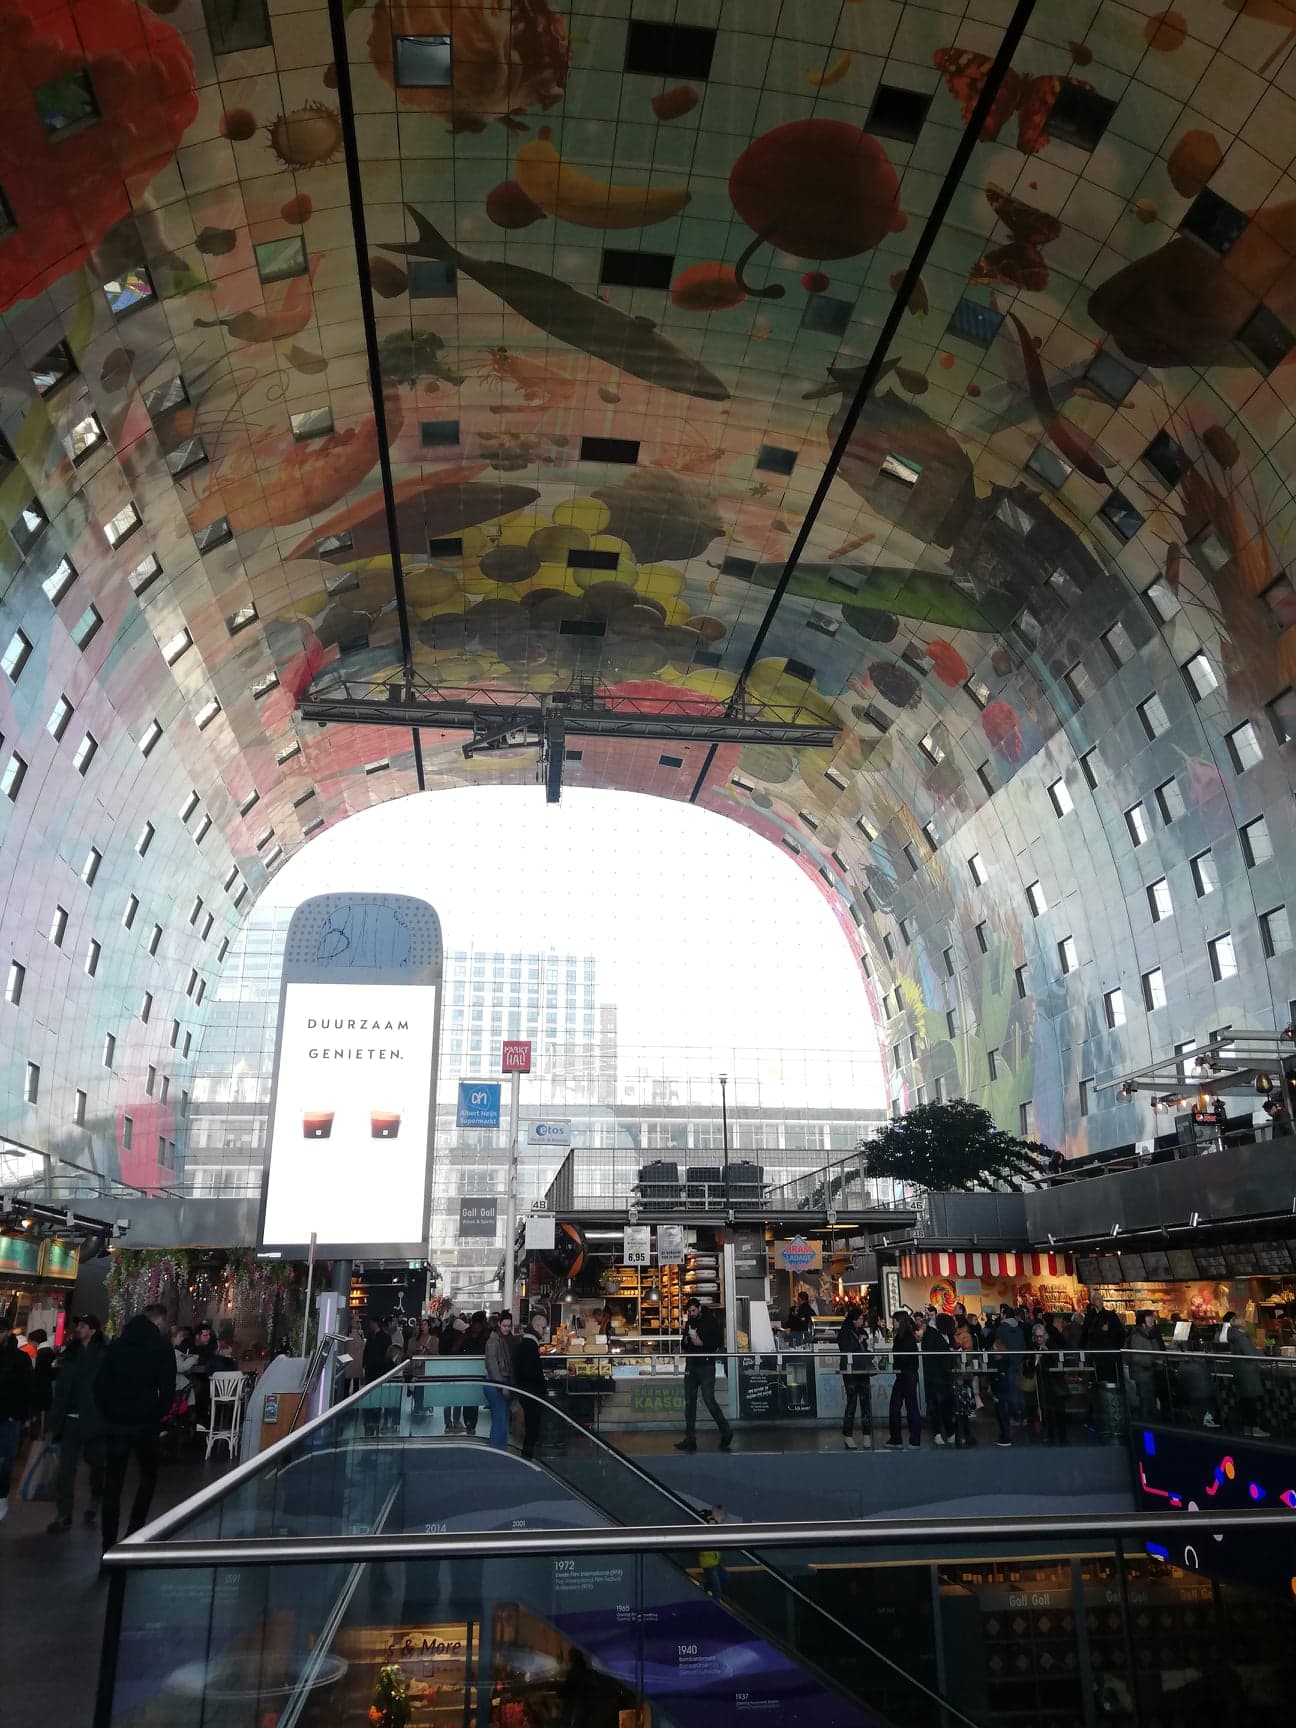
[102,1506,1296,1569]
[117,1358,412,1545]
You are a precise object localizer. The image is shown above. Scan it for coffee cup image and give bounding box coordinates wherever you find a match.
[371,1110,401,1139]
[303,1110,334,1139]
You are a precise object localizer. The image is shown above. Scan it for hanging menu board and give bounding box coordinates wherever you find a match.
[1194,1247,1228,1277]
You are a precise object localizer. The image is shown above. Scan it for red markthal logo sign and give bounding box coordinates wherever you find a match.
[780,1236,818,1272]
[501,1041,532,1073]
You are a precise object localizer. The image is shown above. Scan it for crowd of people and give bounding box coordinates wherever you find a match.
[0,1306,250,1550]
[358,1308,551,1456]
[834,1297,1275,1448]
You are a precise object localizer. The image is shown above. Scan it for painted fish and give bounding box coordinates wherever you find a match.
[385,207,730,401]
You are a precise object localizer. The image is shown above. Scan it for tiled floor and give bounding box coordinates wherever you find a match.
[2,1446,230,1727]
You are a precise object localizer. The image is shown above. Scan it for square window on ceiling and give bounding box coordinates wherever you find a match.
[866,84,932,145]
[36,68,100,137]
[975,920,989,954]
[784,657,816,684]
[1142,429,1185,488]
[1148,877,1173,921]
[2,629,31,682]
[2,753,26,800]
[226,601,258,636]
[1085,350,1139,404]
[1063,660,1094,706]
[1155,777,1185,822]
[949,297,1004,347]
[104,269,155,317]
[880,451,921,486]
[1179,188,1248,256]
[1125,802,1149,846]
[1143,576,1180,622]
[755,444,797,476]
[161,626,191,665]
[254,237,307,284]
[659,753,683,769]
[165,437,207,477]
[72,604,102,649]
[1027,880,1047,916]
[1267,685,1296,745]
[1209,932,1237,981]
[1045,81,1118,151]
[103,502,141,549]
[1191,849,1218,897]
[1102,622,1134,667]
[1237,303,1295,375]
[625,19,716,80]
[1048,778,1073,816]
[580,435,640,464]
[964,676,990,709]
[12,498,48,555]
[204,0,272,52]
[600,248,674,290]
[408,259,457,298]
[47,695,73,740]
[1240,814,1273,867]
[72,732,96,774]
[144,376,187,420]
[68,414,104,462]
[1026,443,1072,488]
[195,697,221,730]
[1104,987,1125,1029]
[1182,650,1219,700]
[1261,904,1292,958]
[1137,693,1169,739]
[290,407,334,440]
[394,35,453,87]
[1226,719,1263,772]
[128,554,162,598]
[1099,490,1144,541]
[196,517,232,553]
[802,293,854,336]
[420,418,460,447]
[1142,967,1167,1011]
[31,341,76,395]
[42,558,77,606]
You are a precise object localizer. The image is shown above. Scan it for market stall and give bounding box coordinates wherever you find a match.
[898,1249,1081,1318]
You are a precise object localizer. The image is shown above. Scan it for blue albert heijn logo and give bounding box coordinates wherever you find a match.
[457,1081,501,1128]
[780,1235,818,1272]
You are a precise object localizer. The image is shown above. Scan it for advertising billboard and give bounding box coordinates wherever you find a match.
[258,894,442,1259]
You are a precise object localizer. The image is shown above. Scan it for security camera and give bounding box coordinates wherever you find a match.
[114,1218,131,1235]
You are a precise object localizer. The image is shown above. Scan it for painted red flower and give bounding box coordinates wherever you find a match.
[0,0,197,312]
[926,638,969,687]
[982,699,1022,762]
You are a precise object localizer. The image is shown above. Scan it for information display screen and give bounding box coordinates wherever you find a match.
[1166,1249,1199,1280]
[1141,1249,1172,1280]
[260,980,437,1255]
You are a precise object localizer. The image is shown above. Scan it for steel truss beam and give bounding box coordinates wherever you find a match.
[297,682,840,749]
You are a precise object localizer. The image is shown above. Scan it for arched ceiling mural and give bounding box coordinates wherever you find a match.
[1,0,1295,1186]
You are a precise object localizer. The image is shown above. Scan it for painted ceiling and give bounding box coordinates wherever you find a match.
[2,0,1296,1181]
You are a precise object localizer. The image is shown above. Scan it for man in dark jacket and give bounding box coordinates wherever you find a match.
[0,1322,34,1520]
[361,1317,392,1438]
[95,1304,176,1549]
[836,1306,872,1449]
[47,1314,108,1533]
[1081,1297,1126,1385]
[916,1316,955,1445]
[513,1319,549,1459]
[675,1298,733,1452]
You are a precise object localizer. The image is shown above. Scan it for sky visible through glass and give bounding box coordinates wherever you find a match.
[262,787,884,1109]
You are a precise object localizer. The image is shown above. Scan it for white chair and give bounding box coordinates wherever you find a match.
[204,1371,249,1460]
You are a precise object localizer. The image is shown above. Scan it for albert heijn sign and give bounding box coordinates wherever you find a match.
[501,1040,532,1073]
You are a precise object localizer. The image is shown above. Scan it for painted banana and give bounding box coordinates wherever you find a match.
[514,127,690,229]
[808,52,853,88]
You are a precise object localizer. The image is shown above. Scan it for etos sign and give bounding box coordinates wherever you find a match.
[501,1041,532,1072]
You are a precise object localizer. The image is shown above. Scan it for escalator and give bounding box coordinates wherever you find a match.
[348,1378,980,1728]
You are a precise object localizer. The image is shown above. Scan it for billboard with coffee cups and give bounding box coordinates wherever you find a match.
[259,894,443,1259]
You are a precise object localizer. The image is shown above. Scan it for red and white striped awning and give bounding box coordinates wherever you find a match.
[899,1249,1075,1279]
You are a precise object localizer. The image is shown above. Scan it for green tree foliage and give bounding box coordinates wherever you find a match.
[858,1099,1053,1192]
